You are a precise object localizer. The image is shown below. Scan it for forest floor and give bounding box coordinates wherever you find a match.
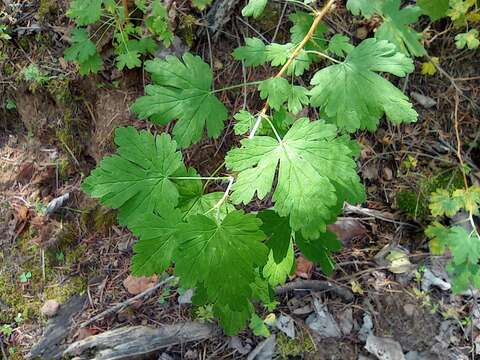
[0,0,479,359]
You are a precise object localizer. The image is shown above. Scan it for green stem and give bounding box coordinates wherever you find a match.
[211,81,262,93]
[265,116,282,142]
[203,161,226,192]
[170,176,231,180]
[285,0,316,12]
[304,50,341,63]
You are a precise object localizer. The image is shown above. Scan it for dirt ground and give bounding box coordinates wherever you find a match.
[1,0,480,359]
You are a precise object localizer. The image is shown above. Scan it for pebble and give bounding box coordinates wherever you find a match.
[41,299,60,317]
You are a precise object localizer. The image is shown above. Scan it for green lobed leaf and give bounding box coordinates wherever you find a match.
[242,0,268,18]
[295,231,342,275]
[452,186,480,214]
[258,210,292,262]
[250,313,271,337]
[82,127,184,226]
[233,110,256,135]
[417,0,449,21]
[375,0,426,57]
[130,209,183,276]
[233,37,268,66]
[346,0,383,18]
[226,118,364,239]
[131,53,228,147]
[429,189,462,217]
[258,78,291,111]
[78,53,103,75]
[263,237,295,286]
[327,34,354,57]
[64,28,103,75]
[289,11,327,50]
[67,0,103,25]
[174,210,268,317]
[146,0,174,46]
[64,28,97,63]
[455,29,480,49]
[310,38,417,132]
[265,43,311,76]
[176,168,235,219]
[286,85,309,114]
[427,224,480,293]
[116,51,142,70]
[192,0,213,10]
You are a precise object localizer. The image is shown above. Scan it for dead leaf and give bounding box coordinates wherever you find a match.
[16,205,30,221]
[295,256,313,279]
[123,275,158,295]
[350,280,364,294]
[327,218,367,246]
[16,162,35,182]
[75,327,98,341]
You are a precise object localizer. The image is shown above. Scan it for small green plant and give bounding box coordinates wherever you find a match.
[0,24,10,41]
[82,0,421,335]
[249,313,271,337]
[157,287,171,304]
[22,64,49,84]
[426,186,480,292]
[195,304,214,322]
[64,0,174,74]
[0,324,13,337]
[19,271,32,283]
[55,251,65,262]
[4,99,16,110]
[420,0,480,50]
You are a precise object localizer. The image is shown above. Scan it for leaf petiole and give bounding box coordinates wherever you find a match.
[170,176,231,181]
[211,81,262,93]
[304,50,341,63]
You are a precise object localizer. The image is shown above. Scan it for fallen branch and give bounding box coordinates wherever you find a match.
[64,323,219,359]
[80,276,175,328]
[275,279,354,302]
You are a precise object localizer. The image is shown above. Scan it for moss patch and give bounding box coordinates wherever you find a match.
[396,169,465,220]
[276,331,315,359]
[38,0,58,20]
[81,204,117,233]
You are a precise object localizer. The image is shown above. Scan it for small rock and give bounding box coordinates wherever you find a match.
[405,351,439,360]
[184,349,197,359]
[338,308,354,335]
[306,299,341,338]
[365,334,405,360]
[359,356,375,360]
[158,353,174,360]
[247,335,276,360]
[229,336,252,355]
[421,268,451,292]
[41,299,60,317]
[45,193,70,215]
[410,92,436,109]
[383,167,393,181]
[276,315,295,339]
[292,304,313,315]
[403,303,416,317]
[359,313,374,342]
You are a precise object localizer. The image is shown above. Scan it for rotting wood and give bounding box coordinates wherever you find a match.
[63,322,220,360]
